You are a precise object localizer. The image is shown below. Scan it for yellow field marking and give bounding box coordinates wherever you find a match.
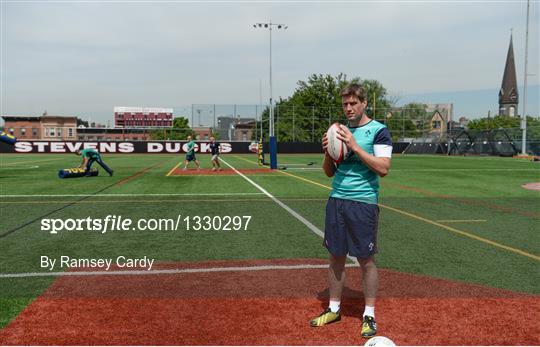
[232,155,261,166]
[0,157,65,166]
[167,174,280,177]
[278,169,332,190]
[436,220,487,223]
[380,204,540,261]
[166,162,181,176]
[166,155,274,177]
[276,169,540,262]
[168,156,271,176]
[233,156,329,188]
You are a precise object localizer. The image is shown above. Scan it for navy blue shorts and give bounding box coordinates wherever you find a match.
[186,153,196,162]
[324,197,379,259]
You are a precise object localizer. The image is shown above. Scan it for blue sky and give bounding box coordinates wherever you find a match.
[398,85,539,119]
[1,1,538,124]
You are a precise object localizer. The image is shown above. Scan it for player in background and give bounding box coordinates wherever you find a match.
[183,135,201,171]
[75,148,114,176]
[309,83,392,339]
[209,136,222,171]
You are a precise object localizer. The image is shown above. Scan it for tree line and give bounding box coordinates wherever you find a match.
[150,73,538,142]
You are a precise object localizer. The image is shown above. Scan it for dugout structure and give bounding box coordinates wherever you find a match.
[448,129,518,156]
[402,139,447,155]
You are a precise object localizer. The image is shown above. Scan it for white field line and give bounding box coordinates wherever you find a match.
[0,157,65,167]
[220,158,359,266]
[0,165,39,170]
[395,155,533,162]
[0,192,266,198]
[277,169,540,262]
[390,168,539,172]
[231,155,538,172]
[0,263,358,279]
[264,168,540,172]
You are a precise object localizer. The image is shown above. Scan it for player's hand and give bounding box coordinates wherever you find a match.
[322,133,329,152]
[337,125,359,151]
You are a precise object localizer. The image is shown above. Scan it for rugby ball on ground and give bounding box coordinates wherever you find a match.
[364,336,396,346]
[326,123,348,163]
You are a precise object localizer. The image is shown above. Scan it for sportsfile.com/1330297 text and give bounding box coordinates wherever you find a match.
[40,215,253,234]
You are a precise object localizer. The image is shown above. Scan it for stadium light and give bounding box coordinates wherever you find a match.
[253,20,287,169]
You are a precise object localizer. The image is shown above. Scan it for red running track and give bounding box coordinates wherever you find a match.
[1,258,538,345]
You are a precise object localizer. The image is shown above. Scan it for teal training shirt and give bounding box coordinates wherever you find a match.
[186,140,196,155]
[330,120,392,205]
[81,148,99,158]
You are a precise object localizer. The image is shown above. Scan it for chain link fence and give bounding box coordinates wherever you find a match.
[189,104,455,143]
[2,104,539,154]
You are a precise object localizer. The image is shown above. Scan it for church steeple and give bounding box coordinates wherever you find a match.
[499,33,519,117]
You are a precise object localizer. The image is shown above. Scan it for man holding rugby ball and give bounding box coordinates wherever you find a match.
[310,83,392,339]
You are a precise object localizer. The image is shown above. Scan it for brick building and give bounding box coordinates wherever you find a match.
[2,115,77,140]
[114,107,173,128]
[77,128,150,141]
[216,116,256,141]
[192,127,213,140]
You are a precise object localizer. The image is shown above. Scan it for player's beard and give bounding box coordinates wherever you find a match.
[347,112,365,127]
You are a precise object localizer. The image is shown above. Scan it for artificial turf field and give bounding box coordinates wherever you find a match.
[0,152,539,345]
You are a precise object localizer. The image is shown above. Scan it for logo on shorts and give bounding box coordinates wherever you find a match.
[368,243,374,251]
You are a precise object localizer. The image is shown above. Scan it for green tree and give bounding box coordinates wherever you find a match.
[361,79,392,120]
[172,117,190,129]
[467,115,540,142]
[468,115,520,130]
[149,116,194,140]
[261,73,392,142]
[399,102,430,137]
[385,112,417,141]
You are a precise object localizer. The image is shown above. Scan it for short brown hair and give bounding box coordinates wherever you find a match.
[341,83,367,102]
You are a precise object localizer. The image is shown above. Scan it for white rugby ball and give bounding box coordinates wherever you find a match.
[326,123,348,163]
[364,336,396,346]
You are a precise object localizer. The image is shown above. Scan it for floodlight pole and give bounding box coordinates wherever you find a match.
[259,78,263,138]
[521,0,530,155]
[254,20,287,169]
